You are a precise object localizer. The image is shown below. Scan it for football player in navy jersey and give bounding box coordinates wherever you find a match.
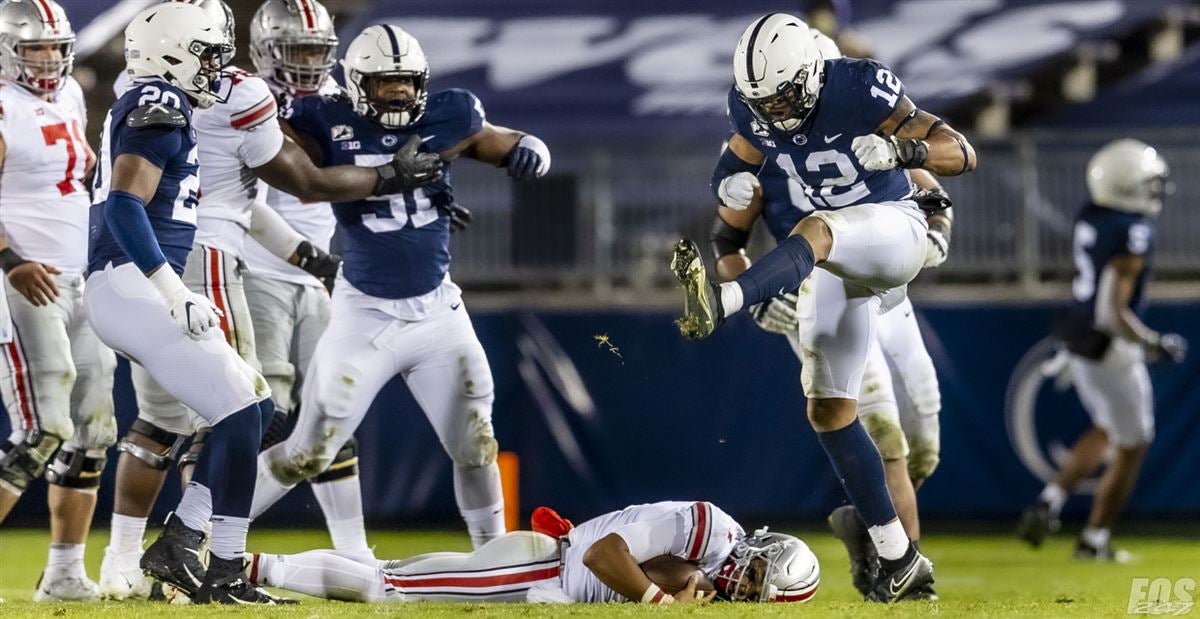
[250,24,551,550]
[1017,139,1186,561]
[673,13,975,602]
[84,3,285,604]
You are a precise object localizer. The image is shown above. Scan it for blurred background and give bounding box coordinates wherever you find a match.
[7,0,1199,529]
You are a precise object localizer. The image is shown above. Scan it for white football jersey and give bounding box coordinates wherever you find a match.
[191,68,285,256]
[241,76,340,287]
[0,78,92,275]
[559,501,744,603]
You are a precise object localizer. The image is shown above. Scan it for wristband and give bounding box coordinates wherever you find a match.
[641,583,675,605]
[0,247,29,273]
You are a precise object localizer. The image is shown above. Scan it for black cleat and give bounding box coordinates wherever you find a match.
[193,555,295,605]
[671,239,723,339]
[905,582,940,601]
[866,545,934,603]
[827,505,877,596]
[140,513,207,596]
[1016,502,1058,548]
[1073,538,1131,563]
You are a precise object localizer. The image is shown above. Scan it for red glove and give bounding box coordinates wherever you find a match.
[531,506,574,538]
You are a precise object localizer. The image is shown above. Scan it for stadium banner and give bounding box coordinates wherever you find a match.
[330,0,1181,138]
[4,301,1198,526]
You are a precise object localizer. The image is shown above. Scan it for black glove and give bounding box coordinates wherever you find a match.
[294,240,341,279]
[442,202,472,233]
[1147,333,1188,364]
[913,187,952,213]
[374,134,443,195]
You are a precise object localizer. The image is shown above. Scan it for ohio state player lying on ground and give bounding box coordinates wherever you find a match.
[248,502,820,604]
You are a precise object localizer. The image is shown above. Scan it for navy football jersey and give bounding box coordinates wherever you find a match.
[89,79,200,275]
[729,58,912,211]
[1070,202,1155,323]
[285,89,484,299]
[757,156,814,242]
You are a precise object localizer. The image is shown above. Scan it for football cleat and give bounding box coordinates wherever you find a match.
[827,505,877,596]
[865,545,934,603]
[906,582,940,602]
[1016,502,1059,548]
[1073,538,1131,563]
[33,565,101,602]
[671,239,723,339]
[193,555,296,605]
[140,513,207,596]
[99,546,152,600]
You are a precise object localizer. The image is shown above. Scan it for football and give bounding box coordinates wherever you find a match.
[640,555,716,595]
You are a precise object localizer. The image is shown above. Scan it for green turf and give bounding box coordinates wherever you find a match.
[1,527,1196,617]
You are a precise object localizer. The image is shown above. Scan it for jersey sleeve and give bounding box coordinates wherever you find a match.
[612,502,734,564]
[848,58,906,132]
[115,123,184,169]
[726,87,760,144]
[1123,220,1154,256]
[432,89,486,144]
[228,76,284,168]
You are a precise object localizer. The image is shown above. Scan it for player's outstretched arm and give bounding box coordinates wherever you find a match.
[853,96,977,176]
[583,534,710,605]
[443,122,551,179]
[253,133,442,203]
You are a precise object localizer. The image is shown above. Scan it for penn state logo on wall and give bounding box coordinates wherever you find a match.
[1004,337,1105,493]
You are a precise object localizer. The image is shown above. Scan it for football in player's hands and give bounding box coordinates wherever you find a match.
[641,555,715,596]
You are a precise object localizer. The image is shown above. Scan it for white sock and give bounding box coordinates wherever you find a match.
[47,543,85,569]
[250,452,296,520]
[1081,526,1110,548]
[460,502,506,549]
[209,515,250,561]
[311,477,371,555]
[868,519,910,561]
[110,513,148,554]
[718,282,744,317]
[1039,483,1068,518]
[175,482,212,532]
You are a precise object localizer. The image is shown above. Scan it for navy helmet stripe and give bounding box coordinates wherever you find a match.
[744,14,773,83]
[383,24,402,57]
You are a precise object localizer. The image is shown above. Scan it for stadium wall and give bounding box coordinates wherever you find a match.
[4,301,1198,526]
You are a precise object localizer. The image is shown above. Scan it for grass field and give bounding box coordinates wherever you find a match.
[1,526,1196,617]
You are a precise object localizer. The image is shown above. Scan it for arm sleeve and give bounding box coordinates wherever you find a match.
[103,190,167,273]
[248,199,304,259]
[230,78,285,168]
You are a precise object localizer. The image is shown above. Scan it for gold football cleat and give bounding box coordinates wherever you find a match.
[671,239,721,339]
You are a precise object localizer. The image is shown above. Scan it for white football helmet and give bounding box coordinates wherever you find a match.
[250,0,338,93]
[811,28,842,61]
[0,0,74,95]
[1087,138,1171,215]
[167,0,235,65]
[125,2,232,108]
[733,13,824,134]
[714,528,820,603]
[342,24,428,128]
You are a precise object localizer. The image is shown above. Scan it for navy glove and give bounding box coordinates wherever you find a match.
[502,135,551,180]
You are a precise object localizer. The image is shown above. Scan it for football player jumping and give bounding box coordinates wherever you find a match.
[0,0,116,601]
[708,30,950,600]
[674,13,976,602]
[1017,139,1186,560]
[251,24,551,549]
[92,2,441,604]
[248,502,820,605]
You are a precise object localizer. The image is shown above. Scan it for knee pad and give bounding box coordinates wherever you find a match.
[0,432,62,493]
[448,411,499,469]
[311,437,359,483]
[178,428,210,470]
[259,406,297,452]
[264,440,335,486]
[906,438,940,483]
[859,410,909,461]
[45,447,106,490]
[117,419,187,471]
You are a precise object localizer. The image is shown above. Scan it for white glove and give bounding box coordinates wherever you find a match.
[923,228,949,268]
[851,134,898,171]
[750,293,799,335]
[149,266,223,340]
[717,171,759,210]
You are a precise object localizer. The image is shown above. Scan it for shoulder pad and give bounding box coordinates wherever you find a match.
[127,103,186,129]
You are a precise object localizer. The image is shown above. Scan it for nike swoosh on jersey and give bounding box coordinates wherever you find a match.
[824,133,843,143]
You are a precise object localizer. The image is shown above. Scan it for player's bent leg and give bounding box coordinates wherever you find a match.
[407,307,504,548]
[251,549,392,602]
[244,273,298,415]
[876,298,942,486]
[380,532,559,602]
[308,437,374,562]
[0,431,62,522]
[858,342,918,541]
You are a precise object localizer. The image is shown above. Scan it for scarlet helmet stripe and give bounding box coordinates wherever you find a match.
[34,0,56,29]
[296,0,316,30]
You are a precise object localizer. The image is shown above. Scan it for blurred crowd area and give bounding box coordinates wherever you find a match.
[64,0,1200,302]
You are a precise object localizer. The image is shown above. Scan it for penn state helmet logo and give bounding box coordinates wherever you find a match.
[792,134,808,146]
[381,134,399,148]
